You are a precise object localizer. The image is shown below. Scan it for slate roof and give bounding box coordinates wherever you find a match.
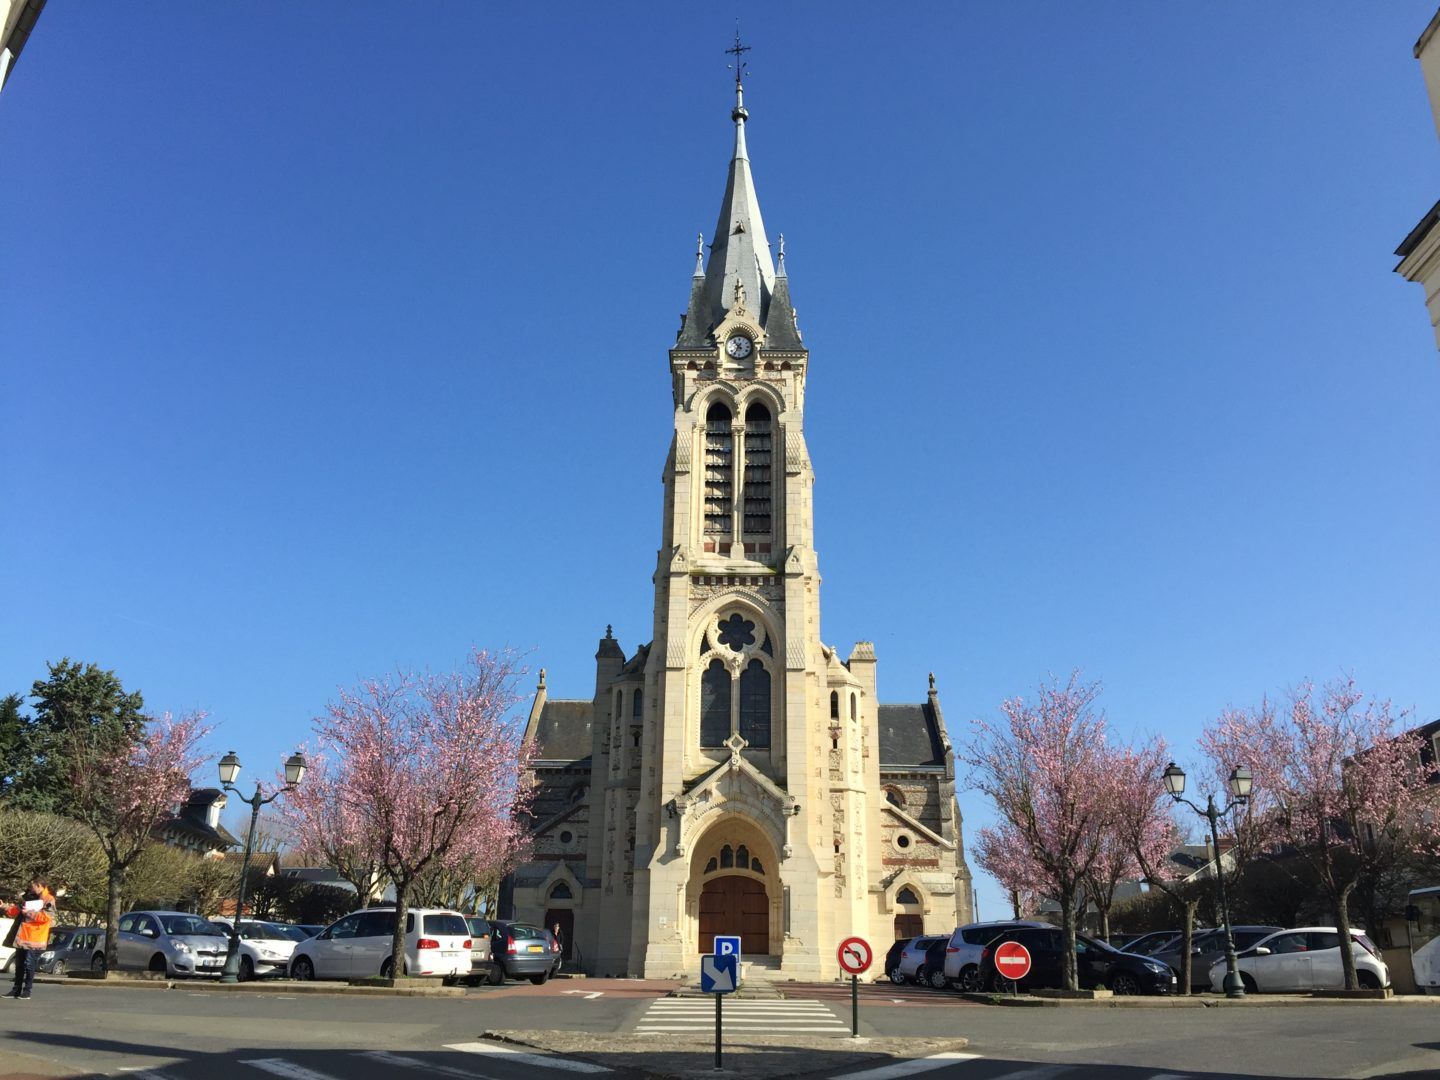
[877,702,947,767]
[533,700,593,763]
[619,642,650,676]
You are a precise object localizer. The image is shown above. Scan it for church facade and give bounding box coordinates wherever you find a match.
[507,68,974,980]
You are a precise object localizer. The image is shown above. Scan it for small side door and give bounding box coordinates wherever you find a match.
[311,914,361,979]
[350,911,397,977]
[1302,931,1344,989]
[1073,936,1112,989]
[1260,932,1311,990]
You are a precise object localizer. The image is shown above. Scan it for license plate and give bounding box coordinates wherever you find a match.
[443,951,461,958]
[527,945,543,953]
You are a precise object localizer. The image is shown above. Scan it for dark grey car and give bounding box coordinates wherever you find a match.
[486,920,562,985]
[1154,925,1281,990]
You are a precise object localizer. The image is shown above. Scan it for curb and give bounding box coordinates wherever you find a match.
[36,975,465,998]
[956,991,1440,1008]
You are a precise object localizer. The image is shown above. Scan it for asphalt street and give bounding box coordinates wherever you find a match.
[0,980,1436,1079]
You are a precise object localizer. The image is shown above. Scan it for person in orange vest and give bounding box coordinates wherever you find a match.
[6,879,56,1000]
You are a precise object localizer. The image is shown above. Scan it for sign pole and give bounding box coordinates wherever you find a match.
[715,990,722,1070]
[840,973,852,1042]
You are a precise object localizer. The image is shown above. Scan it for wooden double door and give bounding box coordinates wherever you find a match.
[698,875,769,954]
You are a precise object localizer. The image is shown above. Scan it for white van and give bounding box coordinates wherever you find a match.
[288,907,472,981]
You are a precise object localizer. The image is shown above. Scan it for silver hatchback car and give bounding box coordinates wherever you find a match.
[115,911,229,977]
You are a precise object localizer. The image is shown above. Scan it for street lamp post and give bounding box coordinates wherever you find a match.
[217,749,306,984]
[1161,761,1252,1000]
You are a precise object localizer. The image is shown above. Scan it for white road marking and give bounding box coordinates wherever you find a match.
[359,1050,498,1078]
[445,1042,612,1073]
[980,1068,1066,1080]
[115,1071,179,1080]
[637,1026,852,1033]
[828,1052,982,1080]
[562,989,604,999]
[241,1060,338,1080]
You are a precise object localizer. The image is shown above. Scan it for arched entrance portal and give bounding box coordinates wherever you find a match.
[699,875,769,954]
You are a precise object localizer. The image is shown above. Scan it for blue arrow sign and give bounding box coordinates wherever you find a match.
[715,935,742,959]
[700,952,738,994]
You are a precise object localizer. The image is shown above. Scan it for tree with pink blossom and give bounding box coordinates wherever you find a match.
[973,822,1047,921]
[1201,678,1440,990]
[1109,739,1198,989]
[277,755,384,901]
[64,711,210,974]
[294,650,536,980]
[962,673,1113,990]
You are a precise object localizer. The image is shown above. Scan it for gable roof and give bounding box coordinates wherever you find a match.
[532,699,593,763]
[877,702,946,767]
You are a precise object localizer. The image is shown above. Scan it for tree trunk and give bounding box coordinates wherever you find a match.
[1334,882,1358,991]
[1059,885,1079,991]
[104,863,125,975]
[1178,899,1197,996]
[1098,902,1111,944]
[389,878,410,981]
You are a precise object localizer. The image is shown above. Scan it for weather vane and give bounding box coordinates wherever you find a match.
[726,27,751,87]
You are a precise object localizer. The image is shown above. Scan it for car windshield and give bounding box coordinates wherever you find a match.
[270,924,312,942]
[160,915,225,937]
[238,923,289,941]
[423,914,469,937]
[1356,933,1381,958]
[507,923,545,940]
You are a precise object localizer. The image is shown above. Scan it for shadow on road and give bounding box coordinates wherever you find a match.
[8,1029,1440,1080]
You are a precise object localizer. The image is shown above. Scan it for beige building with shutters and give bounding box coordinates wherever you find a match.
[504,68,973,981]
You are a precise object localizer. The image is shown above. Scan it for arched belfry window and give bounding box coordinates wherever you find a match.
[743,401,773,538]
[701,660,731,747]
[739,660,771,748]
[704,402,733,537]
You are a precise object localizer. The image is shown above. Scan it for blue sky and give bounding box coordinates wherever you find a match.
[3,3,1439,925]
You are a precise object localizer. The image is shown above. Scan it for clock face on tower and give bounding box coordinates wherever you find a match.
[725,334,753,360]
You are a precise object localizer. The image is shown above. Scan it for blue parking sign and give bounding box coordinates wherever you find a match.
[714,935,742,959]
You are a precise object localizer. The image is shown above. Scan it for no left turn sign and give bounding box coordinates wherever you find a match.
[837,936,873,975]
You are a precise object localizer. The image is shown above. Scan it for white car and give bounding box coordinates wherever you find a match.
[1209,926,1390,993]
[217,921,303,981]
[288,907,472,981]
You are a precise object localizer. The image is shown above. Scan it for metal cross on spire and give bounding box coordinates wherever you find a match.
[726,28,751,87]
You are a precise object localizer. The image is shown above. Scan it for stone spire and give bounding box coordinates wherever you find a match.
[698,36,776,336]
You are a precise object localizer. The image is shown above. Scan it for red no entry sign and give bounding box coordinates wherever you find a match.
[837,936,873,975]
[994,940,1032,982]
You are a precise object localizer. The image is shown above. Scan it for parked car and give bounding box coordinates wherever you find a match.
[229,921,302,981]
[116,911,229,977]
[884,938,912,984]
[294,924,325,939]
[893,935,947,986]
[942,920,1051,991]
[977,926,1177,995]
[1209,927,1390,993]
[288,907,472,981]
[0,916,15,973]
[917,937,953,990]
[484,920,562,985]
[38,927,105,975]
[1153,925,1281,990]
[464,917,495,985]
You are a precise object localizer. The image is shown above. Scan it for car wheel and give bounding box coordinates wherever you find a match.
[1357,971,1380,991]
[291,956,315,981]
[928,967,949,990]
[487,964,505,986]
[887,966,906,985]
[149,954,168,976]
[52,960,66,977]
[957,965,981,993]
[90,954,107,975]
[1109,971,1141,996]
[1240,973,1258,994]
[530,971,549,985]
[239,957,254,982]
[379,957,409,979]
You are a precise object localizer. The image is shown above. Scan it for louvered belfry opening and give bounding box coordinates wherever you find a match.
[743,401,772,541]
[704,401,734,539]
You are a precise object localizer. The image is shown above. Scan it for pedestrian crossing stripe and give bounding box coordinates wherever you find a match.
[635,997,849,1035]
